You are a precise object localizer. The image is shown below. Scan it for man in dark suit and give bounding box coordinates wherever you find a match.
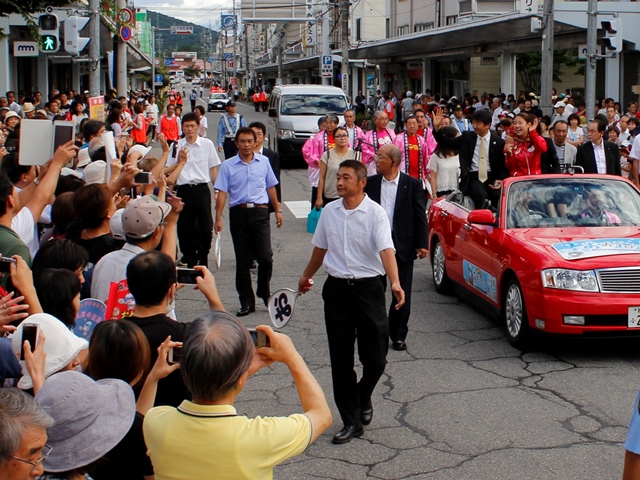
[364,144,429,351]
[433,108,508,209]
[540,136,561,174]
[575,120,622,175]
[250,121,282,208]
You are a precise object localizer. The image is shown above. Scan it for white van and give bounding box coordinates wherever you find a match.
[267,85,349,166]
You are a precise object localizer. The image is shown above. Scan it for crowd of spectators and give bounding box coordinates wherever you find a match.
[0,87,331,480]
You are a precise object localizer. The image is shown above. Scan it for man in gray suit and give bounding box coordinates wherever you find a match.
[551,120,577,167]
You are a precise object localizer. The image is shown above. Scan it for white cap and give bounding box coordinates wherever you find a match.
[554,101,566,109]
[84,160,107,185]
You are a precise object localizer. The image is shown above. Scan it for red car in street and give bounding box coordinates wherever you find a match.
[428,174,640,348]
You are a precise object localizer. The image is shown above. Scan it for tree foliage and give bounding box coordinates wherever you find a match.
[516,49,583,94]
[183,62,201,79]
[0,0,73,16]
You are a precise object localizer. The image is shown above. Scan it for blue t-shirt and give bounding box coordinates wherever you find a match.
[625,388,640,454]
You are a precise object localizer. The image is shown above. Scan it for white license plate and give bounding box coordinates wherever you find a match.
[629,307,640,328]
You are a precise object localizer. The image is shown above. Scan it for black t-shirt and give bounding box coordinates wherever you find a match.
[93,412,153,480]
[66,222,122,265]
[129,313,191,407]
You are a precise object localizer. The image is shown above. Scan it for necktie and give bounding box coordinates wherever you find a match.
[478,136,488,183]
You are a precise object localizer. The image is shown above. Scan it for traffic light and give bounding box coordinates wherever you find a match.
[64,16,90,56]
[39,13,59,53]
[600,19,621,52]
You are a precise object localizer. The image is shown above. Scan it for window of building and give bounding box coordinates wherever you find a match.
[397,25,410,36]
[446,15,457,25]
[386,18,390,38]
[414,22,434,32]
[355,18,361,41]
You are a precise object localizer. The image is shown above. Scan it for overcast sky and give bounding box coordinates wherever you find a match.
[133,0,234,28]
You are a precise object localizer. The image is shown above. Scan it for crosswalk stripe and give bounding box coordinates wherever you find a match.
[285,201,311,219]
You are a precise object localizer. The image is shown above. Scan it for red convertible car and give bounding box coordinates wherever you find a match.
[428,174,640,348]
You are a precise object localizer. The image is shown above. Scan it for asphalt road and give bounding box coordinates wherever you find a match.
[164,96,639,479]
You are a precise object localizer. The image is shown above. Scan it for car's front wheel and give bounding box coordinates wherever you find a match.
[431,239,452,294]
[503,278,531,349]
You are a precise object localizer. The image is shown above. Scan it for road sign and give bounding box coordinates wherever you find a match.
[165,58,176,66]
[154,74,163,82]
[155,82,163,87]
[154,59,160,65]
[170,26,194,35]
[578,44,588,60]
[341,73,348,93]
[321,55,333,78]
[208,56,215,63]
[221,15,236,29]
[120,26,132,42]
[224,53,233,60]
[117,8,133,24]
[228,59,234,69]
[520,0,542,14]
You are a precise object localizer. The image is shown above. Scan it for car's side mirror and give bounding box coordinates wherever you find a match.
[268,108,277,118]
[467,209,495,225]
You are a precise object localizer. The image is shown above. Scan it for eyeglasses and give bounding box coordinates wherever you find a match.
[10,444,52,471]
[334,134,348,138]
[374,154,389,161]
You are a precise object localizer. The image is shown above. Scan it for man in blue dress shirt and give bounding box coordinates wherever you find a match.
[214,127,283,316]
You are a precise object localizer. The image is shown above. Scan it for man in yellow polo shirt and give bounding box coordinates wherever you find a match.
[143,311,332,479]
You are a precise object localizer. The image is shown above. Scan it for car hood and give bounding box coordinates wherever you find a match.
[509,227,640,265]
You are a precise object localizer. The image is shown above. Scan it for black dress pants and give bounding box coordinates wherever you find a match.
[229,206,273,309]
[465,171,500,209]
[323,275,389,427]
[389,258,414,343]
[176,183,213,267]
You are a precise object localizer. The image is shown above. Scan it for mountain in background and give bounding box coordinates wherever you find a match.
[148,10,218,59]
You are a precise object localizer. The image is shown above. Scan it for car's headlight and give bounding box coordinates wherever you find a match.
[277,129,294,139]
[541,269,599,292]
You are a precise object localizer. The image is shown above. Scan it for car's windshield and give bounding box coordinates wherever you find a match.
[211,94,227,99]
[506,178,640,228]
[280,95,347,115]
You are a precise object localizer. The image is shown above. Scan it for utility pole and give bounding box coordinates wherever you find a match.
[88,0,101,96]
[322,1,331,86]
[223,31,227,88]
[116,0,127,94]
[277,28,285,85]
[232,0,237,84]
[151,27,156,93]
[340,0,349,99]
[585,0,597,122]
[244,32,250,92]
[540,0,553,116]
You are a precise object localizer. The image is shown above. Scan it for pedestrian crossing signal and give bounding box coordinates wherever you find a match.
[39,13,59,53]
[41,35,58,52]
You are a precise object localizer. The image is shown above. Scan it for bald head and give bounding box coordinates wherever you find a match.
[375,144,401,177]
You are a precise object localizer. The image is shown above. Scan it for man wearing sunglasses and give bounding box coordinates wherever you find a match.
[0,388,53,479]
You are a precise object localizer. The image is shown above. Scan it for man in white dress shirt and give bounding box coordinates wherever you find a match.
[298,159,405,445]
[166,112,221,267]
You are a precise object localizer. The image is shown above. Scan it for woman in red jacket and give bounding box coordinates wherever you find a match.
[504,112,547,176]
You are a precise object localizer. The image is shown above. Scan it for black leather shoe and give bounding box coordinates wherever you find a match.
[392,340,407,351]
[332,425,364,444]
[361,407,373,426]
[236,306,255,317]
